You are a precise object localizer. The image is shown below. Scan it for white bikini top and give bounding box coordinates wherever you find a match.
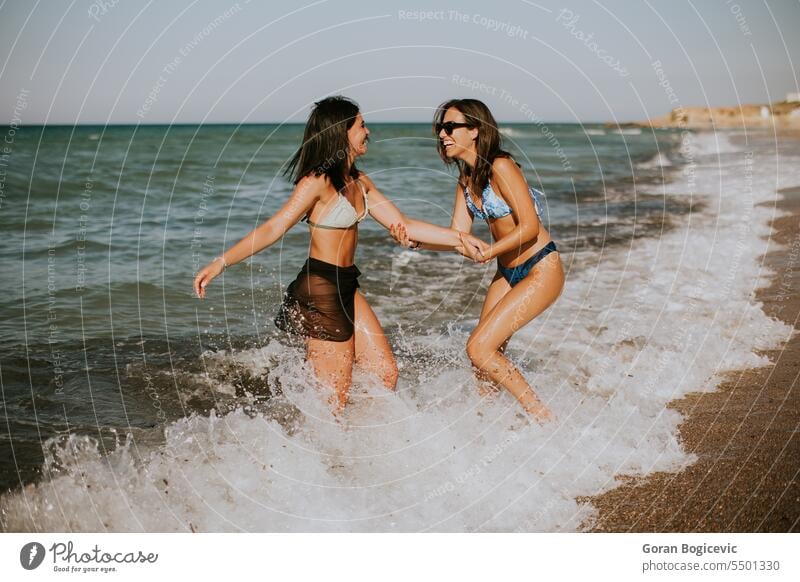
[305,179,369,230]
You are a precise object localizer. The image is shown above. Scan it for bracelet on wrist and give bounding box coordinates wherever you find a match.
[213,256,229,271]
[409,240,421,250]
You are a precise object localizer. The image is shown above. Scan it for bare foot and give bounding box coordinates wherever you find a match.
[517,390,553,423]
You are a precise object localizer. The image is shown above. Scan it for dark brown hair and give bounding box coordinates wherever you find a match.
[433,98,514,195]
[285,95,361,192]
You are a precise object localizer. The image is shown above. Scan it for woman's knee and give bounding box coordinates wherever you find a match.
[466,335,493,369]
[356,349,398,389]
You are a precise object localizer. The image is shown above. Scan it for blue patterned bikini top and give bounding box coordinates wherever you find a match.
[464,182,546,221]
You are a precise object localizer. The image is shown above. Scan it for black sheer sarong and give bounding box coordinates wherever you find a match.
[274,257,361,342]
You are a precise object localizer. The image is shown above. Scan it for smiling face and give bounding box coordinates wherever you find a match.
[347,113,370,160]
[439,107,478,161]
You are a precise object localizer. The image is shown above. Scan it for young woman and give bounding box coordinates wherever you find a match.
[193,96,487,411]
[392,99,564,421]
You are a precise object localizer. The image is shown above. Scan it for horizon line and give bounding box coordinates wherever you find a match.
[3,119,637,128]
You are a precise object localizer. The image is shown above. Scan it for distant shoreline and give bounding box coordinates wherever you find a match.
[634,99,800,130]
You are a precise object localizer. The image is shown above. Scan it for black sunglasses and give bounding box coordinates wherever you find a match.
[436,121,473,136]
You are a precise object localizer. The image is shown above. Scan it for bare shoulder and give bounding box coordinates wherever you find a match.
[356,171,376,192]
[295,173,328,198]
[491,156,523,179]
[357,172,389,203]
[492,156,527,194]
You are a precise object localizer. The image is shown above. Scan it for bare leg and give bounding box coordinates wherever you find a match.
[476,273,512,395]
[466,252,564,421]
[353,291,399,390]
[306,336,355,411]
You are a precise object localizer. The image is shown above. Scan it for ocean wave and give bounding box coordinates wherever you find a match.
[21,237,116,257]
[611,128,642,135]
[500,127,537,139]
[637,152,673,169]
[679,130,742,157]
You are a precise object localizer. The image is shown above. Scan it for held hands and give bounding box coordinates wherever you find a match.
[456,232,491,263]
[389,223,416,249]
[193,257,225,299]
[389,223,490,263]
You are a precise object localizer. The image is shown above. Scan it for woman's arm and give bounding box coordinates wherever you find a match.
[193,175,323,298]
[450,182,474,233]
[401,182,476,251]
[390,182,481,255]
[221,175,323,265]
[478,158,540,262]
[361,174,484,251]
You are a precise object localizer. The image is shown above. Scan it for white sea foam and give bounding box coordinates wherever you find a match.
[499,127,537,139]
[2,132,796,532]
[639,151,673,169]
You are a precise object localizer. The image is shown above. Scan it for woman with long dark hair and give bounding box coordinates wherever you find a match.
[392,99,564,421]
[193,96,486,410]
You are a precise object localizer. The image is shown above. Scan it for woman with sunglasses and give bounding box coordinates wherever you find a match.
[193,96,487,411]
[392,99,564,421]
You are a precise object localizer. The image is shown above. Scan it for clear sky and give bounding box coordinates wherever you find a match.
[1,0,798,124]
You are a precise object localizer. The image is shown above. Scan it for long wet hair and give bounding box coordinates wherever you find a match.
[433,98,514,194]
[285,96,361,192]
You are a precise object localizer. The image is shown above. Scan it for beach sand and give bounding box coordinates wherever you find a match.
[582,181,800,533]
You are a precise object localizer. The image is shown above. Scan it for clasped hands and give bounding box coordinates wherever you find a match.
[389,223,491,264]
